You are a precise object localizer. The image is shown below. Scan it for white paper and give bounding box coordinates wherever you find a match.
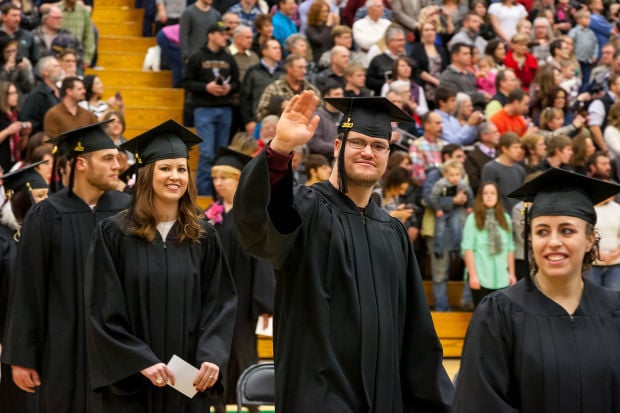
[255,316,273,337]
[166,355,198,398]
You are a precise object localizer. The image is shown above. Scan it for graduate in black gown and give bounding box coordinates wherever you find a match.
[453,168,620,413]
[0,161,49,413]
[85,120,237,412]
[1,121,132,412]
[208,147,275,413]
[234,92,454,412]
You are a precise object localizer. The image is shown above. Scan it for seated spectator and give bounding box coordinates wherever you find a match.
[604,101,620,159]
[352,0,390,68]
[455,93,476,127]
[365,24,406,96]
[504,33,538,92]
[490,88,533,137]
[251,14,273,56]
[471,0,495,40]
[530,16,553,65]
[377,165,415,228]
[314,45,349,92]
[254,54,320,121]
[304,153,331,186]
[448,11,487,55]
[410,21,449,108]
[26,141,54,183]
[32,6,84,66]
[57,49,79,80]
[240,38,283,134]
[389,79,428,119]
[538,106,585,139]
[307,84,342,161]
[416,5,455,46]
[43,76,96,138]
[318,25,363,70]
[79,75,123,121]
[483,39,506,69]
[534,134,573,172]
[256,113,278,151]
[439,42,486,107]
[520,132,546,173]
[529,64,563,124]
[586,150,612,180]
[305,0,336,65]
[569,134,596,175]
[430,159,474,260]
[559,59,582,106]
[546,37,570,70]
[343,62,371,97]
[284,33,315,76]
[588,73,620,153]
[19,56,61,134]
[484,68,519,119]
[222,12,241,43]
[435,85,482,145]
[0,37,34,104]
[409,111,447,185]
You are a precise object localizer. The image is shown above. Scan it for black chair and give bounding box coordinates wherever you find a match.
[236,362,275,413]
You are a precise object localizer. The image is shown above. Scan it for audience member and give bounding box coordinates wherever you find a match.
[484,39,507,69]
[179,0,221,61]
[488,0,528,44]
[182,22,240,195]
[588,72,620,152]
[307,84,342,160]
[434,85,482,145]
[314,45,349,92]
[411,20,449,107]
[226,25,259,82]
[535,134,573,172]
[569,134,596,175]
[0,4,38,66]
[604,101,620,159]
[318,25,363,70]
[79,75,123,121]
[480,131,526,211]
[489,88,532,136]
[520,132,546,173]
[538,106,584,139]
[504,33,538,92]
[439,43,485,106]
[409,111,446,185]
[57,49,79,79]
[587,150,612,180]
[250,14,272,56]
[448,11,487,55]
[58,0,95,68]
[226,0,263,30]
[569,9,598,87]
[589,43,614,87]
[272,0,297,47]
[0,81,30,172]
[32,6,83,65]
[43,76,96,138]
[0,37,34,103]
[352,0,390,67]
[588,0,613,59]
[240,38,283,134]
[465,121,499,194]
[19,56,61,134]
[303,153,331,186]
[343,62,370,97]
[365,24,405,96]
[305,0,336,65]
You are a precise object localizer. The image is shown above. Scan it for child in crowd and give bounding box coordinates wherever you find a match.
[568,9,598,87]
[476,55,497,96]
[304,154,332,186]
[559,59,581,106]
[430,159,474,259]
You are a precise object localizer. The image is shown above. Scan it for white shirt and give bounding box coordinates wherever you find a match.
[488,3,527,40]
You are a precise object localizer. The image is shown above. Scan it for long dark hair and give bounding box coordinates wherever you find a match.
[128,161,202,242]
[473,182,509,231]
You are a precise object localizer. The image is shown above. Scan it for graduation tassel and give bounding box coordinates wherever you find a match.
[337,129,349,193]
[523,203,534,291]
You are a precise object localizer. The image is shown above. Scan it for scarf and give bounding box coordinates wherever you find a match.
[485,209,503,255]
[8,110,20,163]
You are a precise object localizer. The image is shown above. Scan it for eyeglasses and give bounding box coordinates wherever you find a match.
[347,138,389,154]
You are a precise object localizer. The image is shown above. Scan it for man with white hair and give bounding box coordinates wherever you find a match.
[20,56,62,134]
[365,24,406,96]
[352,0,390,68]
[226,24,259,81]
[314,45,350,92]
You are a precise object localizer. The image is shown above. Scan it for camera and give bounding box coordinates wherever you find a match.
[15,56,23,65]
[21,122,27,130]
[215,76,224,86]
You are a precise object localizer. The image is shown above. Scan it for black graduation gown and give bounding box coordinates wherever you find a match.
[0,223,36,412]
[213,209,275,403]
[84,212,238,413]
[234,150,454,412]
[453,279,620,413]
[1,188,132,413]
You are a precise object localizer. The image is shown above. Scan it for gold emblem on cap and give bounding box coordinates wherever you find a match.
[74,141,85,152]
[135,153,142,164]
[52,145,58,154]
[341,116,353,129]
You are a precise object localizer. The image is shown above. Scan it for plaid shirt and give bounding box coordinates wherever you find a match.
[255,78,320,121]
[226,3,263,31]
[409,136,446,185]
[60,0,95,63]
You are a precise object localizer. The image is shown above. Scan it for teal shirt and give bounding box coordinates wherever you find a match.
[461,213,515,289]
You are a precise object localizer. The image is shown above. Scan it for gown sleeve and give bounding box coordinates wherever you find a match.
[194,224,238,392]
[251,258,275,317]
[234,148,303,269]
[452,294,518,413]
[1,203,53,369]
[84,219,161,390]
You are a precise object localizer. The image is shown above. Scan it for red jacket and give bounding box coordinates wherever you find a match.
[504,50,538,92]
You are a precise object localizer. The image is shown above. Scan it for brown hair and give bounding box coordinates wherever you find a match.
[473,182,509,231]
[129,162,202,242]
[307,0,328,26]
[0,81,16,113]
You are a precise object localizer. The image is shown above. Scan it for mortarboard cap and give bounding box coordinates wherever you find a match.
[120,120,202,167]
[213,147,252,171]
[508,168,620,225]
[48,120,117,158]
[207,22,229,34]
[324,97,412,140]
[1,160,49,195]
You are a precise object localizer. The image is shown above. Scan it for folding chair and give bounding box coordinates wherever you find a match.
[236,362,275,413]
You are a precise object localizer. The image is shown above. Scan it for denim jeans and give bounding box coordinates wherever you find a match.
[585,265,620,291]
[194,106,232,195]
[425,236,451,311]
[434,208,465,254]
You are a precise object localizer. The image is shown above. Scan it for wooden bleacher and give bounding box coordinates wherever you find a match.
[258,281,472,359]
[90,0,210,209]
